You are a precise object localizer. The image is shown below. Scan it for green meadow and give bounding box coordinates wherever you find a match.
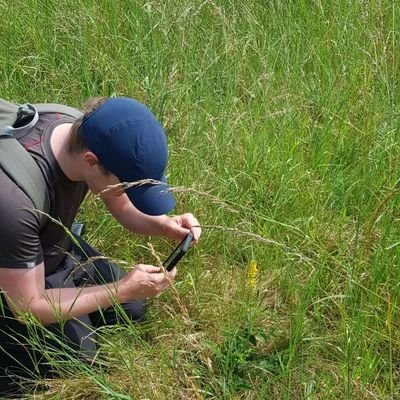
[1,0,400,398]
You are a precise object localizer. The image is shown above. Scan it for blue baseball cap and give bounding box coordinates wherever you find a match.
[80,97,176,215]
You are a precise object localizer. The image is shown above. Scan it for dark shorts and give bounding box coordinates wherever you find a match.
[0,234,146,398]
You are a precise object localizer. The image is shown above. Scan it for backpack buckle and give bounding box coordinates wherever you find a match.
[17,104,36,118]
[14,104,38,129]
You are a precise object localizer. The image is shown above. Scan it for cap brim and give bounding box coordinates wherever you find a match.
[125,179,176,216]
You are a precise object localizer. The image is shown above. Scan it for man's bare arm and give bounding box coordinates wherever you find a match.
[103,193,201,242]
[0,261,176,325]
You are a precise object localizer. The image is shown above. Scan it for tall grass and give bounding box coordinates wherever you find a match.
[1,0,399,398]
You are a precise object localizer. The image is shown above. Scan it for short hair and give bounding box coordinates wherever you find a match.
[68,97,110,175]
[68,97,106,154]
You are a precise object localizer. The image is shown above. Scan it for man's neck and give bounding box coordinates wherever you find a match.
[50,123,83,181]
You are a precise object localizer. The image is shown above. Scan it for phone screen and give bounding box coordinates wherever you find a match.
[163,232,193,271]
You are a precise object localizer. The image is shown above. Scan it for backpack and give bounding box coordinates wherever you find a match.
[0,99,83,228]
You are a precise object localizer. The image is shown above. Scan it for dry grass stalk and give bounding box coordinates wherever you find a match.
[167,186,240,214]
[97,179,163,196]
[147,242,193,326]
[97,180,240,214]
[147,243,203,399]
[194,224,311,263]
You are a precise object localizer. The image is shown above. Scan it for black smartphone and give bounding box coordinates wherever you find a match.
[163,232,193,271]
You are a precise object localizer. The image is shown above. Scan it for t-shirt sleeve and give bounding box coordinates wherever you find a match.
[0,171,43,268]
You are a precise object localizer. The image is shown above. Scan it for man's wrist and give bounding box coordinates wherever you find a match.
[114,277,127,303]
[155,214,170,237]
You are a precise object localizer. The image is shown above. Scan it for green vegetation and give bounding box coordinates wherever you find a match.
[1,0,399,398]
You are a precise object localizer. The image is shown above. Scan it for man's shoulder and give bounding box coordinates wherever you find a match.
[0,172,43,268]
[0,166,42,267]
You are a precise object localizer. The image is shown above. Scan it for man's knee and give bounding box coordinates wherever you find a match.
[93,299,147,326]
[113,299,147,324]
[123,299,147,322]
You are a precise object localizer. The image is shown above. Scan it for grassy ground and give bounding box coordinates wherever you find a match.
[1,0,400,398]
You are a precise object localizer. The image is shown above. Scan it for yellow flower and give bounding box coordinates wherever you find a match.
[247,260,258,289]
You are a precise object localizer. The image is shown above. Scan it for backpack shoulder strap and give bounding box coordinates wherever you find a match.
[0,134,50,228]
[0,100,50,227]
[34,103,83,119]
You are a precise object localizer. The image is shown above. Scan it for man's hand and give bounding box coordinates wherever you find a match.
[119,264,177,301]
[161,213,202,243]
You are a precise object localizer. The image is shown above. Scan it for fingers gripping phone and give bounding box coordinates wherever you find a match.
[163,233,193,271]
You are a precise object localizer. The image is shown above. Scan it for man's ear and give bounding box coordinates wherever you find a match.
[82,151,99,167]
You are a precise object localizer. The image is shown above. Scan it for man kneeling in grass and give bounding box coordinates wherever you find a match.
[0,97,201,397]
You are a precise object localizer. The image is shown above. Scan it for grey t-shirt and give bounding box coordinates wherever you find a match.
[0,113,88,275]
